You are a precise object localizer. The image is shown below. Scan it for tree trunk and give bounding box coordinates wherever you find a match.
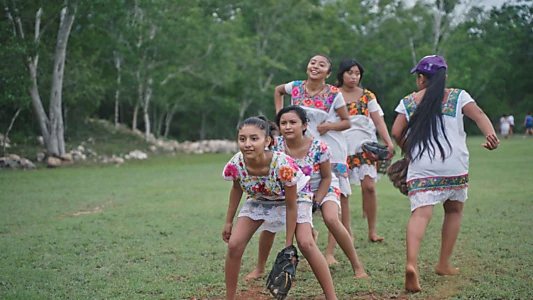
[48,4,76,156]
[156,110,164,138]
[163,112,174,139]
[142,77,153,141]
[132,103,139,130]
[27,56,50,143]
[3,108,22,157]
[114,52,121,128]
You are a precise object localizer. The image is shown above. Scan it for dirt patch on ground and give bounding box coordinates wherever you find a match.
[72,205,103,216]
[55,200,112,219]
[202,281,415,300]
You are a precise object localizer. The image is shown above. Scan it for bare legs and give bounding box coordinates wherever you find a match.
[405,200,464,293]
[435,201,463,275]
[226,217,264,300]
[245,231,275,281]
[405,205,433,292]
[321,201,368,278]
[246,223,338,299]
[361,176,383,242]
[296,223,338,300]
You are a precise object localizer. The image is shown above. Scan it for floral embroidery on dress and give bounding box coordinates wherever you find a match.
[273,137,330,182]
[407,174,469,196]
[346,89,375,117]
[291,81,339,113]
[403,89,463,120]
[442,89,461,117]
[331,162,349,178]
[346,152,375,169]
[222,151,311,201]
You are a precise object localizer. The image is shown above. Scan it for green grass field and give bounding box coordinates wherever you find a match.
[1,136,532,299]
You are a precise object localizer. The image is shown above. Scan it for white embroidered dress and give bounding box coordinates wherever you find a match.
[222,151,313,232]
[395,89,473,211]
[273,136,341,209]
[285,81,351,196]
[344,89,383,185]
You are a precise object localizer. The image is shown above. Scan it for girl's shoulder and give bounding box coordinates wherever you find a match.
[327,84,340,94]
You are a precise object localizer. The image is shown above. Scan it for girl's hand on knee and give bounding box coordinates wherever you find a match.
[222,222,233,243]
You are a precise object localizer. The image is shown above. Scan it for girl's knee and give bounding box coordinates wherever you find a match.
[227,240,246,259]
[444,201,464,214]
[296,236,315,254]
[361,179,376,195]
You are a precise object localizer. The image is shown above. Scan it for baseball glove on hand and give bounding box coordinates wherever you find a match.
[387,158,409,196]
[362,142,395,174]
[266,245,299,300]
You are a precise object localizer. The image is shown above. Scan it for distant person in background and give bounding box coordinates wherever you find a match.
[508,113,515,135]
[500,114,510,139]
[391,55,499,293]
[524,113,533,136]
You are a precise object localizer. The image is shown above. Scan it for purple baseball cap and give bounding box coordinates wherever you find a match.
[410,55,447,74]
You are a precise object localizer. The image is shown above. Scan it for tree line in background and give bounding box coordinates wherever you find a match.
[1,0,532,156]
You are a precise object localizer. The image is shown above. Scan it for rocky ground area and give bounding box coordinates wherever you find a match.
[0,119,237,170]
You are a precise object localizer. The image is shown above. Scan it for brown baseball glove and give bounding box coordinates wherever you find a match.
[387,158,409,196]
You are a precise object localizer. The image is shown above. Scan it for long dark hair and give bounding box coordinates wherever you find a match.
[237,116,278,148]
[404,68,451,161]
[335,59,365,87]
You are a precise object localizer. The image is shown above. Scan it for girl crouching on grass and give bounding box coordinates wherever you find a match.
[391,55,499,293]
[222,116,337,300]
[246,106,368,282]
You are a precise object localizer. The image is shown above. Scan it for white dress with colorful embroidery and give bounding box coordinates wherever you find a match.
[285,81,351,196]
[344,89,383,185]
[222,151,313,232]
[273,136,341,208]
[395,88,473,211]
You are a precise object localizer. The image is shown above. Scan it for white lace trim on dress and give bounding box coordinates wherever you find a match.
[409,188,467,212]
[349,164,380,186]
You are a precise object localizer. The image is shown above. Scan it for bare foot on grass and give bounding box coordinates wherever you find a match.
[405,265,422,293]
[325,255,339,266]
[355,268,369,279]
[368,234,384,242]
[435,264,458,276]
[245,268,264,281]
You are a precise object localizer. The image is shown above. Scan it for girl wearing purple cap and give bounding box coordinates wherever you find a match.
[391,55,499,293]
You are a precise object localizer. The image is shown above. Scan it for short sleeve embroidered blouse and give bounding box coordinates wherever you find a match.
[222,151,311,201]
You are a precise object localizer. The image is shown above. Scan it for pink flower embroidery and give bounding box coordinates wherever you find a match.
[314,100,324,109]
[292,87,300,98]
[326,95,334,105]
[223,163,239,179]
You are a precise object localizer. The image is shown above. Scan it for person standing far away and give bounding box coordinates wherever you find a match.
[325,59,394,265]
[221,116,338,300]
[524,112,533,137]
[508,113,515,136]
[500,114,510,140]
[391,55,499,293]
[274,54,353,244]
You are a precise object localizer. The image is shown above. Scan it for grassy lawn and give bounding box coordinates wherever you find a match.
[1,136,532,299]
